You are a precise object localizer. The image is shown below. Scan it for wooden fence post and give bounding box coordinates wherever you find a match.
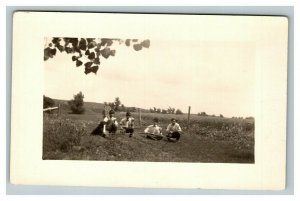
[58,104,61,116]
[187,106,191,128]
[139,108,142,126]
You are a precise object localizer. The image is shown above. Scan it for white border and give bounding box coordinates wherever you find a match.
[2,2,297,201]
[10,11,287,190]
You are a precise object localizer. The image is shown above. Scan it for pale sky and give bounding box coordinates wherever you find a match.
[44,39,255,117]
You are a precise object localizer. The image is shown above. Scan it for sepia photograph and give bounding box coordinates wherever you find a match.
[43,37,255,163]
[10,12,288,189]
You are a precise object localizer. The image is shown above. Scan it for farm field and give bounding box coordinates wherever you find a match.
[43,101,255,163]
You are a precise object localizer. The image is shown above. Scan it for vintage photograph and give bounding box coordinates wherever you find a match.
[43,37,255,163]
[11,12,288,189]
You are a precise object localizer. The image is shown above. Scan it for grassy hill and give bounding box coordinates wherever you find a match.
[54,99,106,115]
[43,98,255,163]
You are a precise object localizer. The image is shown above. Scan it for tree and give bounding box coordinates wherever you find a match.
[156,108,161,113]
[168,107,175,114]
[162,109,167,114]
[108,102,115,110]
[175,109,183,115]
[198,112,207,116]
[44,37,150,75]
[43,95,55,109]
[68,91,85,114]
[121,104,125,112]
[220,114,224,118]
[114,97,121,112]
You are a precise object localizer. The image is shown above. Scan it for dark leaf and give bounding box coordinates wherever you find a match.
[125,39,130,46]
[63,38,71,46]
[91,66,99,74]
[132,39,138,42]
[87,38,95,43]
[72,56,77,61]
[44,47,51,60]
[100,38,113,46]
[84,67,92,74]
[84,67,91,74]
[79,38,87,50]
[110,49,116,56]
[88,52,95,60]
[52,38,61,45]
[44,47,50,61]
[85,50,90,55]
[97,43,102,49]
[84,62,93,68]
[74,46,81,53]
[107,40,113,46]
[100,47,111,59]
[133,44,142,51]
[76,60,83,67]
[70,38,79,48]
[57,45,64,52]
[50,48,57,56]
[85,65,99,74]
[65,47,73,54]
[94,57,100,65]
[94,47,100,53]
[141,40,150,48]
[88,41,97,49]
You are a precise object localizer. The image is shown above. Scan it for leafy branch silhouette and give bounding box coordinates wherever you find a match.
[44,37,150,74]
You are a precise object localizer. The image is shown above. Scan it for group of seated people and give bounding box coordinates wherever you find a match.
[91,110,182,142]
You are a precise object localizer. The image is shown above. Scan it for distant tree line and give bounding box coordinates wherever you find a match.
[197,112,254,119]
[197,112,224,118]
[149,107,183,115]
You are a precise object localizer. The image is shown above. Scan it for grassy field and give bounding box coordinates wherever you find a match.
[43,101,254,163]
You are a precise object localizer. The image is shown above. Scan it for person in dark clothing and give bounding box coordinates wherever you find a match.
[91,110,118,137]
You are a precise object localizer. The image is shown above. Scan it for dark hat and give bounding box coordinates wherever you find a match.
[126,111,131,116]
[109,110,115,114]
[171,118,176,122]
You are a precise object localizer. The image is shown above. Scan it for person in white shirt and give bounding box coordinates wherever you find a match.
[166,118,182,142]
[91,110,118,137]
[144,118,163,140]
[120,112,135,137]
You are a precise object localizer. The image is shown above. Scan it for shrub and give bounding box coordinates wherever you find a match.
[198,112,207,116]
[43,95,55,108]
[175,109,183,115]
[68,91,85,114]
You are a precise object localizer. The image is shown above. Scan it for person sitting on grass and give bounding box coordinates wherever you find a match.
[144,118,163,140]
[120,111,135,137]
[166,118,182,142]
[91,110,118,137]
